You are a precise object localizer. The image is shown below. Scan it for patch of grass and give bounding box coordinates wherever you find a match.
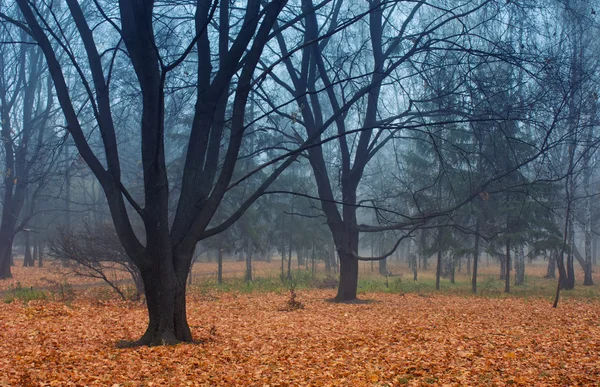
[3,282,47,304]
[193,269,327,295]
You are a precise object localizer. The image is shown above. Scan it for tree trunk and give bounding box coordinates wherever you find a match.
[245,238,252,283]
[32,233,39,266]
[504,239,511,293]
[565,220,575,290]
[378,257,388,276]
[449,255,456,284]
[0,230,14,278]
[499,254,506,281]
[584,207,594,285]
[137,259,192,346]
[592,235,597,266]
[37,240,43,268]
[515,244,525,286]
[23,232,34,267]
[297,248,305,268]
[546,252,556,279]
[335,251,358,301]
[435,249,442,290]
[287,234,292,281]
[217,248,223,285]
[472,223,480,293]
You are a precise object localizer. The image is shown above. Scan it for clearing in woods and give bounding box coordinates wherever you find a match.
[1,259,600,386]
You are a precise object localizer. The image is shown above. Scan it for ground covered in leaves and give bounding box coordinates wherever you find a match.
[2,290,600,386]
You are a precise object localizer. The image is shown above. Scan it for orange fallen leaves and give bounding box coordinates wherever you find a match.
[1,291,599,386]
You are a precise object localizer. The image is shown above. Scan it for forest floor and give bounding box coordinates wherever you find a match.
[1,259,600,386]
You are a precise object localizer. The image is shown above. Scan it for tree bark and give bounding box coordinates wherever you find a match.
[0,232,13,279]
[565,219,575,289]
[515,244,525,286]
[335,251,359,301]
[546,252,556,279]
[23,232,34,267]
[138,262,191,346]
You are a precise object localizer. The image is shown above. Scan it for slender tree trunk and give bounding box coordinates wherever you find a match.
[584,195,594,285]
[472,222,480,293]
[37,240,43,268]
[565,219,575,289]
[515,244,525,286]
[217,248,223,285]
[546,252,556,279]
[505,239,511,293]
[32,233,39,265]
[435,250,442,290]
[379,257,388,275]
[23,232,34,267]
[499,254,506,281]
[287,234,292,281]
[297,248,304,268]
[245,238,252,283]
[311,242,316,275]
[408,237,417,281]
[281,237,286,281]
[466,251,471,276]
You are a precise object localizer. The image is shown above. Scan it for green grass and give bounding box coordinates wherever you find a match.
[3,282,47,304]
[192,269,326,295]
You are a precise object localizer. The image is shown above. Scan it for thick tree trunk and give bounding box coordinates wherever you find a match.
[0,231,14,279]
[137,256,192,346]
[335,251,358,301]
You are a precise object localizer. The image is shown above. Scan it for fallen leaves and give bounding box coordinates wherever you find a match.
[1,291,600,386]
